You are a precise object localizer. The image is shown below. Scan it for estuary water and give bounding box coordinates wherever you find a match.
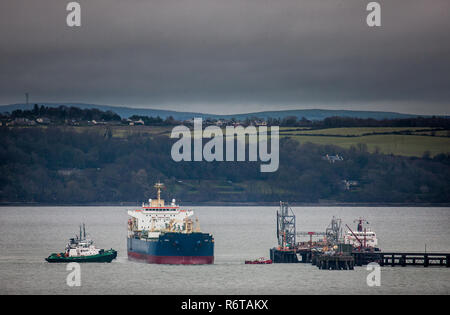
[0,206,449,295]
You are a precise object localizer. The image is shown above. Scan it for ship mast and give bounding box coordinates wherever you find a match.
[154,182,164,205]
[354,217,369,232]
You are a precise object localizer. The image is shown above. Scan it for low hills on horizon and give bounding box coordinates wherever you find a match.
[0,102,442,121]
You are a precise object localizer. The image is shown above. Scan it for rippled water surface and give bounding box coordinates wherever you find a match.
[0,206,449,294]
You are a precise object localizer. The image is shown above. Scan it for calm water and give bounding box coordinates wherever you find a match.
[0,206,449,295]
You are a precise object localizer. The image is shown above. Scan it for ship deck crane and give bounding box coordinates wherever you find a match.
[345,224,364,250]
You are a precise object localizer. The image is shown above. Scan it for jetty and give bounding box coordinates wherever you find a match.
[270,202,450,268]
[271,248,450,268]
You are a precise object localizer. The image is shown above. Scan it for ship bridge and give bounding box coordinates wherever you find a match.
[127,182,194,232]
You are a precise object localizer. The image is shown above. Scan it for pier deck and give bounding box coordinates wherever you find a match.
[316,255,354,270]
[271,248,450,267]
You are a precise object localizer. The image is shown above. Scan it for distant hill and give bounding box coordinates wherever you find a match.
[0,103,436,121]
[216,109,427,121]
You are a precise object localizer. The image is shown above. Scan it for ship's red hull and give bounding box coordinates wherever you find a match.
[128,251,214,265]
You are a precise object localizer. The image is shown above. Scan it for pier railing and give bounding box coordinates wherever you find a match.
[377,252,450,267]
[353,251,450,267]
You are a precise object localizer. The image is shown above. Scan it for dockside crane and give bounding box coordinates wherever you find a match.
[276,202,296,250]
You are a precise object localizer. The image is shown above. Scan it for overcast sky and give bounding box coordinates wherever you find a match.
[0,0,449,115]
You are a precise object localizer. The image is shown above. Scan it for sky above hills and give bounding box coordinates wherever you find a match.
[0,1,449,115]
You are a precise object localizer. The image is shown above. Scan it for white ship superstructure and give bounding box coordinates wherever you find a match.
[64,224,103,257]
[127,182,195,238]
[67,238,101,257]
[344,218,378,250]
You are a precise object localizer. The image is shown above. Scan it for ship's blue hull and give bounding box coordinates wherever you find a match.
[127,232,214,264]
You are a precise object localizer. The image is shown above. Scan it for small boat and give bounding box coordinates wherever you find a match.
[245,257,273,264]
[46,224,117,263]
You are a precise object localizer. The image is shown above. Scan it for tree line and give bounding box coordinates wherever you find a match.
[0,127,449,204]
[3,104,121,122]
[266,115,450,129]
[2,105,450,129]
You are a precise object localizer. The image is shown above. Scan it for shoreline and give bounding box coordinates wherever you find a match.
[1,202,449,207]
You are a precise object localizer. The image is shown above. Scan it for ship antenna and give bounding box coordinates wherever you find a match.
[83,223,86,239]
[79,224,82,240]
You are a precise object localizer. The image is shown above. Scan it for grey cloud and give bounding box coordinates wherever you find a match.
[0,0,449,115]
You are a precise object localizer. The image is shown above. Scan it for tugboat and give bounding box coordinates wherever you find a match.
[45,224,117,263]
[245,257,273,264]
[344,218,380,252]
[127,182,214,264]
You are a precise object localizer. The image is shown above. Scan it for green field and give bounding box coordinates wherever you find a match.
[284,133,450,157]
[36,125,450,158]
[280,127,436,136]
[59,125,173,138]
[412,130,450,137]
[275,127,450,157]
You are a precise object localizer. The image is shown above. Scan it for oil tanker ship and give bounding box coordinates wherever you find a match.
[127,182,214,264]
